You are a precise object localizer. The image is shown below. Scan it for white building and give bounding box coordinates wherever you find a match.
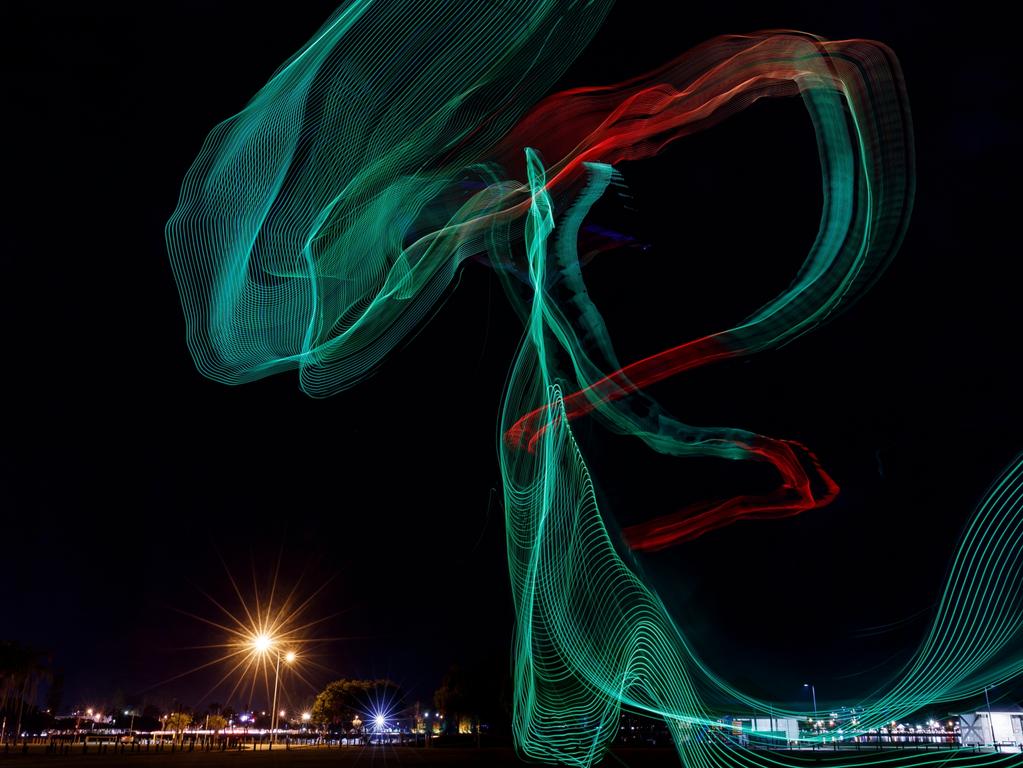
[729,716,801,745]
[958,711,1023,751]
[749,716,801,744]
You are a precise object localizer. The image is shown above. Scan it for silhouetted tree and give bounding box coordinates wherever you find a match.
[45,671,64,716]
[433,664,469,734]
[433,659,512,736]
[165,712,192,742]
[311,679,402,735]
[0,641,52,740]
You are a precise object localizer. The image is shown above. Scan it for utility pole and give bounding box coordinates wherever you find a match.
[270,651,282,746]
[983,685,995,748]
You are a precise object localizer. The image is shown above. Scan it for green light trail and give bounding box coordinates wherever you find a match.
[165,3,1021,765]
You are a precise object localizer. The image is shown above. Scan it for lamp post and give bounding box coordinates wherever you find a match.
[270,650,296,744]
[803,684,817,719]
[983,685,995,748]
[251,635,296,746]
[803,684,817,746]
[270,648,281,746]
[124,709,136,741]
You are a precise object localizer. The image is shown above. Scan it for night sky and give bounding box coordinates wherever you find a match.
[6,1,1019,718]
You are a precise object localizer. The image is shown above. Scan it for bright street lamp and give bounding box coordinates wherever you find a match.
[250,634,297,745]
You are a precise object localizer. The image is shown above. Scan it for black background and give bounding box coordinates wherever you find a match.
[5,0,1019,718]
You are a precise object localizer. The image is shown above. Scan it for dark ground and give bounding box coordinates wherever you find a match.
[0,747,1017,768]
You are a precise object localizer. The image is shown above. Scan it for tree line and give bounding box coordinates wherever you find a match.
[3,638,512,740]
[311,660,512,736]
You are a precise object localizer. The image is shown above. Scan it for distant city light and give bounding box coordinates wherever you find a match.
[253,634,273,653]
[301,712,311,722]
[375,714,385,727]
[285,650,296,663]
